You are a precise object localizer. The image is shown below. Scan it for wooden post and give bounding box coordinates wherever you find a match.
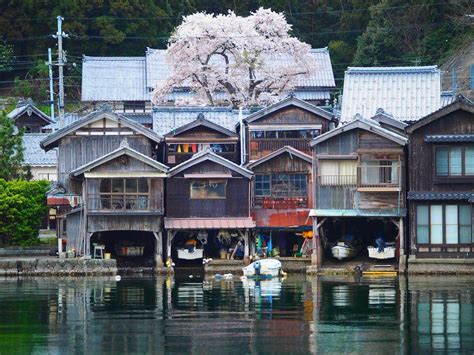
[153,231,163,268]
[311,217,318,267]
[244,230,250,265]
[398,217,406,272]
[166,231,172,262]
[86,233,92,257]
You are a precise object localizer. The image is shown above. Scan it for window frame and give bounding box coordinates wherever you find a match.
[189,179,227,200]
[416,204,473,245]
[434,145,474,179]
[98,178,150,210]
[254,173,308,198]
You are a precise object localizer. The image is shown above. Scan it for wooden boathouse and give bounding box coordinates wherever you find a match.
[164,149,255,265]
[406,95,474,272]
[309,114,408,272]
[41,107,168,268]
[242,97,335,260]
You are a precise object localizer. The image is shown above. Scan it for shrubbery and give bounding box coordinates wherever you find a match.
[0,179,49,246]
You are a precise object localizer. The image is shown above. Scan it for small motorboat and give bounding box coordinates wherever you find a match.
[367,243,396,260]
[177,247,204,260]
[330,234,361,261]
[242,259,282,278]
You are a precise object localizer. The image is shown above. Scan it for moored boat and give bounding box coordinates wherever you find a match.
[330,234,361,261]
[177,248,204,260]
[242,259,282,277]
[367,245,396,259]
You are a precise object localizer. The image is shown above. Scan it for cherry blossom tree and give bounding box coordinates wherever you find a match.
[152,8,316,108]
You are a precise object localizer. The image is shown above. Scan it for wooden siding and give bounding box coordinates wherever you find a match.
[314,127,406,211]
[87,215,162,233]
[171,125,233,140]
[166,160,250,218]
[251,153,311,174]
[409,109,474,192]
[14,113,49,132]
[250,106,331,128]
[65,210,82,253]
[58,135,151,190]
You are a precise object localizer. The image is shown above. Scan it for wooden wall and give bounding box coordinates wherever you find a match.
[14,112,49,132]
[409,109,474,192]
[58,135,151,190]
[249,106,331,129]
[65,210,82,252]
[166,160,250,218]
[87,215,162,233]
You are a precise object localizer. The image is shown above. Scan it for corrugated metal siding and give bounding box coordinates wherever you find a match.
[340,66,442,122]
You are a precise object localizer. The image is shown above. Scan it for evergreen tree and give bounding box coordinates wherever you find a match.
[0,111,30,181]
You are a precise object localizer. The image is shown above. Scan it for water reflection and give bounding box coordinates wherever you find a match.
[0,275,474,353]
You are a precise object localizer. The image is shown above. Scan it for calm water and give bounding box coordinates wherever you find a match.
[0,274,473,354]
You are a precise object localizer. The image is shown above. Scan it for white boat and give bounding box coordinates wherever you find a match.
[367,246,396,259]
[331,242,356,260]
[242,278,282,297]
[177,248,204,260]
[242,259,282,277]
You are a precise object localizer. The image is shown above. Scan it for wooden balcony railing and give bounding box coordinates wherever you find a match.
[250,139,311,159]
[357,165,400,188]
[87,194,163,214]
[317,175,357,186]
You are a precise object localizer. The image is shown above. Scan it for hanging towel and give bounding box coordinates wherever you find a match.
[177,144,182,153]
[192,144,197,153]
[183,144,189,153]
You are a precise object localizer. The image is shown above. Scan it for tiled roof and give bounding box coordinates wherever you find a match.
[441,90,456,107]
[340,66,442,123]
[424,134,474,143]
[408,192,474,202]
[81,56,147,101]
[8,98,54,124]
[82,47,335,102]
[23,134,57,167]
[153,107,241,136]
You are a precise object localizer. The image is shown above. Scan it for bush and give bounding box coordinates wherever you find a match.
[0,179,49,246]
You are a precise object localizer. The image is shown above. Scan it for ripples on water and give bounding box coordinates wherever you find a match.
[0,275,473,354]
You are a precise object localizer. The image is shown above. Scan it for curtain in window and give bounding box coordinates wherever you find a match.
[450,147,462,175]
[436,148,449,176]
[460,205,472,244]
[466,147,474,175]
[417,205,430,244]
[430,205,443,244]
[445,205,459,244]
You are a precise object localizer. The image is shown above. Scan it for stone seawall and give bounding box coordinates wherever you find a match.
[0,258,117,276]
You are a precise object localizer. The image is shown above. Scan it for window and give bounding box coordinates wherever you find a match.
[416,204,472,244]
[255,175,271,196]
[250,129,320,139]
[435,146,474,177]
[360,160,399,186]
[254,173,307,198]
[98,178,149,210]
[319,160,357,186]
[123,101,146,113]
[190,180,226,199]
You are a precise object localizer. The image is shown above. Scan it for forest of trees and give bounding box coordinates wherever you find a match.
[0,0,472,100]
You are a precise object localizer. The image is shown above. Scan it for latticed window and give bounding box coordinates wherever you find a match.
[254,173,307,198]
[435,146,474,177]
[99,178,149,210]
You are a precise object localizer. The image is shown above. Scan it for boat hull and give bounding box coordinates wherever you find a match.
[177,248,204,260]
[331,244,355,260]
[367,246,396,260]
[242,259,281,277]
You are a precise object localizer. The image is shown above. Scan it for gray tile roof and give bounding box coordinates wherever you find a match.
[81,56,147,101]
[82,47,335,102]
[340,66,442,123]
[424,134,474,143]
[441,90,456,107]
[153,107,241,136]
[8,98,54,124]
[408,192,474,202]
[23,134,57,167]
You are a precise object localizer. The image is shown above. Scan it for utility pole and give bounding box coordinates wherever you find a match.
[53,16,68,124]
[47,48,55,123]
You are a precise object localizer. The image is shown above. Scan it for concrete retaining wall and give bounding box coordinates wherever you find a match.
[0,246,54,257]
[0,258,117,276]
[408,257,474,274]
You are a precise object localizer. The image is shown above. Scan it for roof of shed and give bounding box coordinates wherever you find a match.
[310,115,408,147]
[164,217,255,229]
[340,66,442,123]
[22,134,57,167]
[246,146,312,169]
[70,140,168,177]
[406,95,474,133]
[8,99,54,124]
[153,106,241,136]
[41,107,162,150]
[243,96,334,124]
[167,149,253,179]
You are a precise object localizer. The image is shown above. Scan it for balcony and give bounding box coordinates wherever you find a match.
[254,196,308,209]
[357,165,401,191]
[317,175,357,186]
[87,194,163,215]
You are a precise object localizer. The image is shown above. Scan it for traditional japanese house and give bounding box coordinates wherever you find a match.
[153,107,242,166]
[8,98,55,133]
[309,115,408,271]
[41,107,168,267]
[247,146,313,258]
[242,96,335,162]
[164,149,254,265]
[406,96,474,272]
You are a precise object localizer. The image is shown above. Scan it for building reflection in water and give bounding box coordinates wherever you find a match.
[1,275,474,353]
